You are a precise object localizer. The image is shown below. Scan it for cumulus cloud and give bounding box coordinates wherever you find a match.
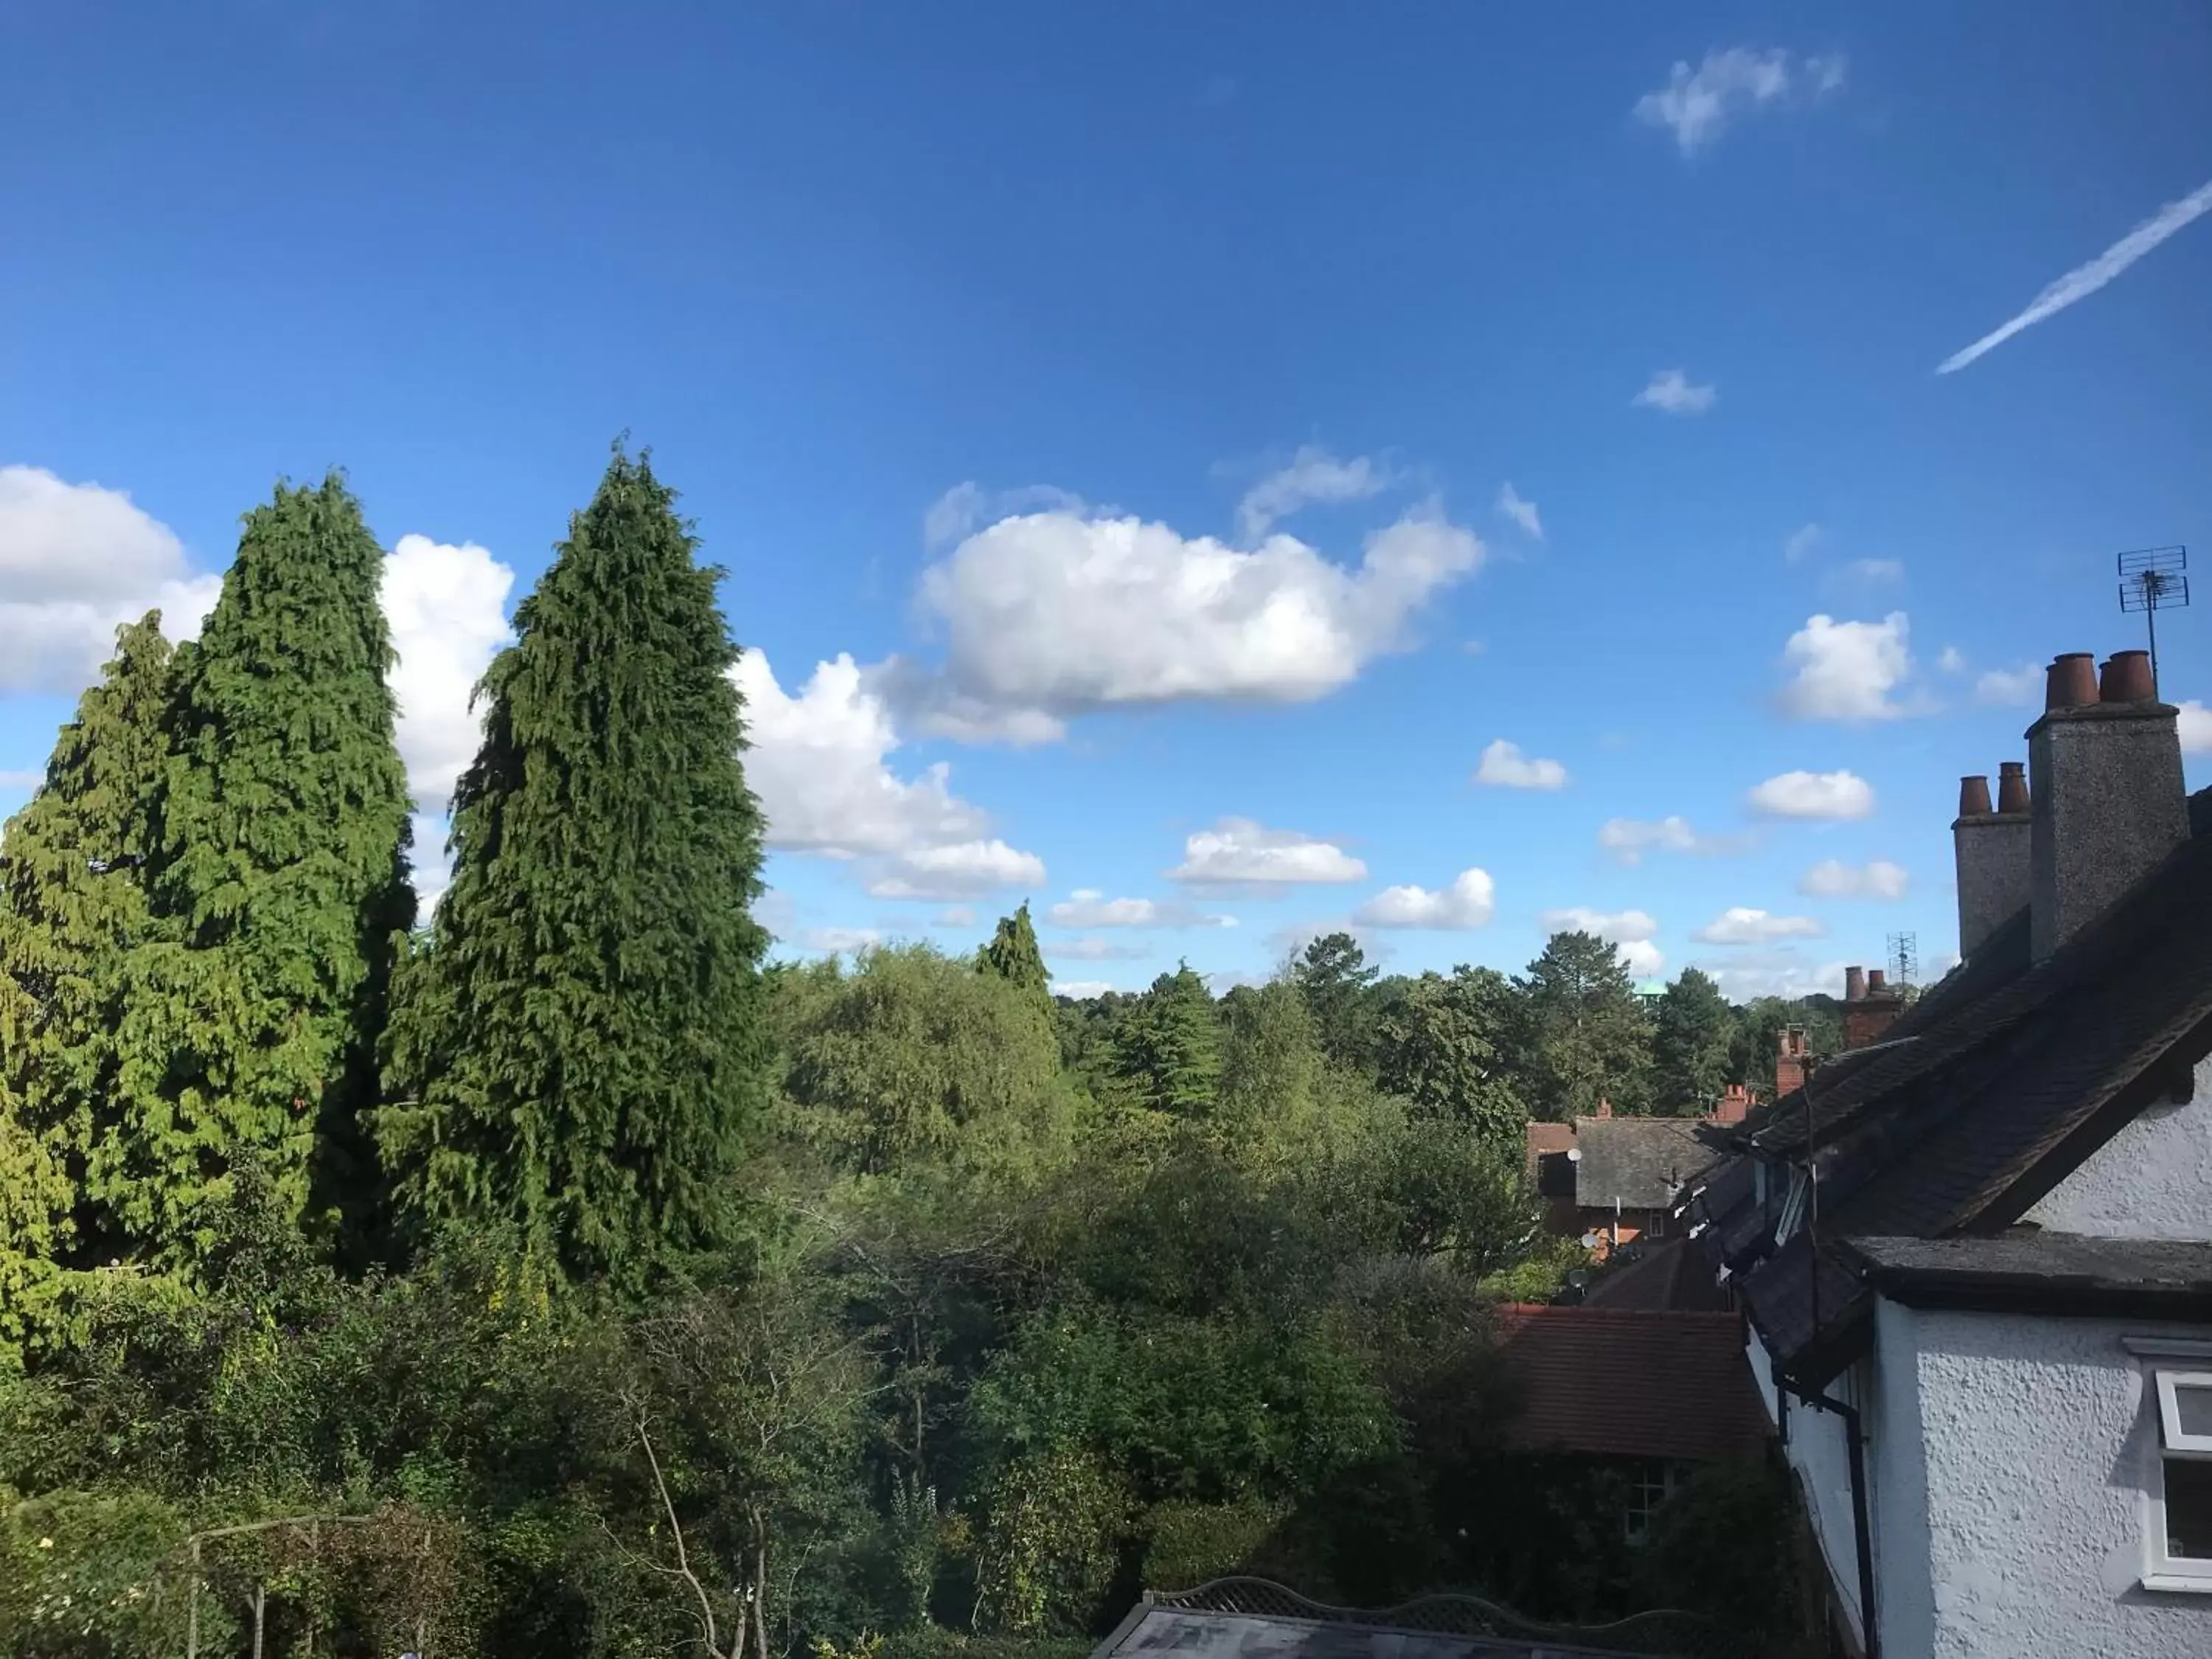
[1800,858,1910,900]
[1938,646,1968,675]
[1353,868,1496,929]
[1050,978,1121,1000]
[1693,907,1826,945]
[865,839,1046,902]
[380,535,515,813]
[1633,46,1846,155]
[1778,612,1916,720]
[1044,936,1151,961]
[731,649,1044,898]
[894,501,1484,742]
[1539,907,1660,943]
[1495,482,1543,540]
[1475,738,1569,790]
[1691,951,1853,1001]
[1046,889,1235,928]
[1597,815,1750,864]
[2180,700,2212,754]
[1975,662,2043,708]
[1784,524,1823,563]
[1168,818,1368,888]
[1617,940,1666,978]
[1237,446,1391,540]
[923,481,1088,550]
[1747,769,1876,821]
[1632,369,1717,415]
[0,466,223,694]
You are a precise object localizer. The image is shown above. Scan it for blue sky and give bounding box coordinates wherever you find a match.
[4,1,2211,1001]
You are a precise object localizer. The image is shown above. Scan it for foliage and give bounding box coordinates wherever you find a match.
[113,478,414,1273]
[1110,965,1219,1119]
[1138,1496,1286,1591]
[1650,967,1736,1114]
[971,1449,1130,1635]
[1632,1456,1817,1656]
[1513,931,1653,1119]
[379,447,770,1290]
[1372,967,1526,1145]
[1291,933,1380,1074]
[977,905,1051,1020]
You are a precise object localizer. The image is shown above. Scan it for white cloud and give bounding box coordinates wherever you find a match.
[1938,646,1968,675]
[1617,939,1666,978]
[1050,979,1121,999]
[2179,700,2212,754]
[1353,868,1496,929]
[0,466,222,695]
[1632,46,1844,156]
[1495,482,1543,540]
[1237,446,1391,540]
[1778,612,1916,720]
[896,501,1484,741]
[866,839,1046,902]
[1799,858,1910,900]
[1168,818,1368,888]
[1843,557,1905,585]
[1539,906,1660,943]
[1938,176,2212,374]
[1975,662,2043,708]
[1046,889,1235,928]
[1692,907,1826,945]
[1632,369,1717,415]
[1475,738,1568,790]
[1692,951,1853,1002]
[933,905,978,928]
[731,649,1045,897]
[1597,815,1750,864]
[380,535,515,813]
[1747,768,1876,821]
[1784,523,1823,563]
[800,927,883,955]
[923,481,1087,551]
[407,811,454,916]
[1045,936,1150,961]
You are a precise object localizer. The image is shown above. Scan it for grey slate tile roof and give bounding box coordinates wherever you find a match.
[1566,1117,1724,1211]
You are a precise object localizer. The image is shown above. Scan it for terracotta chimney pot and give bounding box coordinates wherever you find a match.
[1997,760,2029,815]
[1868,968,1888,993]
[2045,653,2101,712]
[2100,649,2156,703]
[1958,775,1993,816]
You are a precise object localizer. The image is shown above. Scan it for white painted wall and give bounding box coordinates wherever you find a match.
[1878,1300,2212,1658]
[2025,1054,2212,1239]
[1750,1322,1867,1649]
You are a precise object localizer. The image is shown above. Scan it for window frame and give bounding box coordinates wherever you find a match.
[2123,1338,2212,1593]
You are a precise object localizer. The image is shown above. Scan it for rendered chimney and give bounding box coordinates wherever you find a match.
[1955,764,2032,961]
[2027,649,2188,961]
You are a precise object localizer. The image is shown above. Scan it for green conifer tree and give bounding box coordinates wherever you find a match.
[378,448,769,1287]
[1113,963,1221,1116]
[0,614,174,1340]
[109,479,414,1267]
[978,902,1052,1017]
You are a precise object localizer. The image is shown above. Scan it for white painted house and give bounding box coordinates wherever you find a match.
[1684,648,2212,1659]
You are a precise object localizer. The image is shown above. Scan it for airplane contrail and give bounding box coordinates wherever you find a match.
[1937,175,2212,374]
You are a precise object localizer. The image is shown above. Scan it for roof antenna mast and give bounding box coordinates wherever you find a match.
[2118,545,2189,695]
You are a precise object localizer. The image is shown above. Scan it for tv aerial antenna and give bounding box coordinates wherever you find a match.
[1887,930,1918,990]
[2118,546,2188,694]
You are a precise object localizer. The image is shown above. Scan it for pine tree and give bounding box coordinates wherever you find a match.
[378,447,769,1287]
[0,613,175,1340]
[978,902,1052,1017]
[1651,967,1737,1114]
[1514,931,1654,1119]
[1113,963,1220,1116]
[108,479,414,1267]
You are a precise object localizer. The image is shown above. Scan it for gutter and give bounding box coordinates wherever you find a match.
[1784,1378,1880,1659]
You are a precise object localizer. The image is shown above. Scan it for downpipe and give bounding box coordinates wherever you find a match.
[1787,1380,1879,1659]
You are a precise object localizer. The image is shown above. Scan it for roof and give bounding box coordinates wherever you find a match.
[1700,799,2212,1387]
[1492,1305,1770,1462]
[1097,1579,1745,1659]
[1569,1117,1724,1211]
[1842,1232,2212,1319]
[1583,1240,1733,1312]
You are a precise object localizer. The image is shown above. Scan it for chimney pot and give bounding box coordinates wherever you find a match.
[1868,968,1888,992]
[1997,760,2029,815]
[2045,653,2101,712]
[1958,774,1993,817]
[2100,649,2156,703]
[1844,965,1867,1003]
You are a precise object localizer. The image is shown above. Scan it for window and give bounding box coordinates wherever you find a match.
[1622,1460,1683,1545]
[2125,1340,2212,1592]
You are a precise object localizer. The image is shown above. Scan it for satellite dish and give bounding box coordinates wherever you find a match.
[1565,1147,1583,1162]
[1579,1232,1602,1250]
[1565,1268,1590,1289]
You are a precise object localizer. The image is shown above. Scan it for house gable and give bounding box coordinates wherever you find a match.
[2027,1056,2212,1242]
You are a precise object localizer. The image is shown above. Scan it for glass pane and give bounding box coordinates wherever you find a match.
[2167,1456,2212,1560]
[2176,1383,2212,1441]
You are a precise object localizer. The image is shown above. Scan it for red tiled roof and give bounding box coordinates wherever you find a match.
[1492,1305,1770,1463]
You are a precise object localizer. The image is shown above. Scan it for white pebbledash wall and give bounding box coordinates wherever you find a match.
[1746,1324,1868,1648]
[2023,1058,2212,1240]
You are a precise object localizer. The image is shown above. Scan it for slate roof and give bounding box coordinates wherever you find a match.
[1568,1117,1725,1211]
[1492,1305,1770,1463]
[1843,1232,2212,1319]
[1698,799,2212,1388]
[1584,1239,1734,1312]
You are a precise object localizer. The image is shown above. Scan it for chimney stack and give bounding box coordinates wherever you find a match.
[1843,964,1906,1050]
[1775,1026,1808,1099]
[1712,1082,1751,1126]
[1955,762,2034,961]
[2027,649,2188,961]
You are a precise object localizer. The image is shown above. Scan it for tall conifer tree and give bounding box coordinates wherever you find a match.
[110,479,413,1265]
[978,902,1052,1018]
[0,613,173,1342]
[379,448,769,1287]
